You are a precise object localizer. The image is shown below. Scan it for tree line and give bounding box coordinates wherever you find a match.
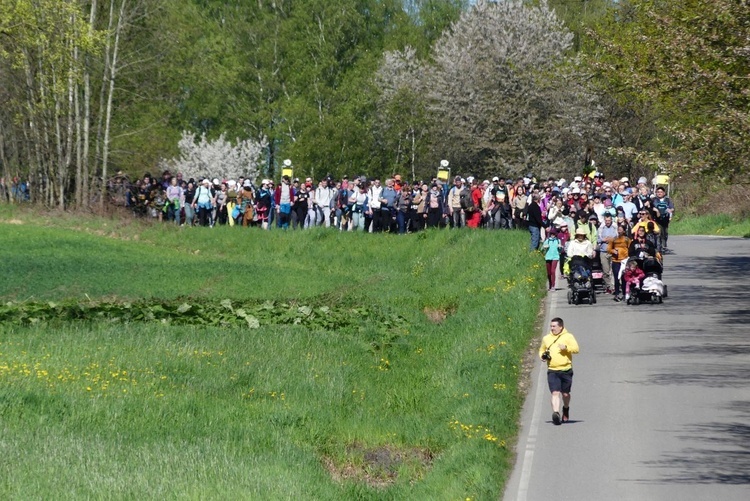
[1,0,747,208]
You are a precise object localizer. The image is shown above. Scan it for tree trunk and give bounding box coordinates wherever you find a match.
[81,0,98,208]
[100,0,127,210]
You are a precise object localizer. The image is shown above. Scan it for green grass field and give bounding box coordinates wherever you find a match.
[1,206,547,500]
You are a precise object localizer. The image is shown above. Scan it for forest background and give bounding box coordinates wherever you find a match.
[0,0,748,214]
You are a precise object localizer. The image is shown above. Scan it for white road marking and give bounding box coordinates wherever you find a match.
[514,289,556,501]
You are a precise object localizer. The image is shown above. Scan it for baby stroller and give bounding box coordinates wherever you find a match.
[627,256,668,305]
[567,255,597,305]
[590,252,605,291]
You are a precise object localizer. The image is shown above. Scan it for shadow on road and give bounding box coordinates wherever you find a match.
[631,250,750,485]
[639,401,750,485]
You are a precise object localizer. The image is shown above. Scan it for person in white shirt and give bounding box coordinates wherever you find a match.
[315,179,334,228]
[367,179,383,232]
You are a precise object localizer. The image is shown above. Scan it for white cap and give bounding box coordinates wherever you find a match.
[492,176,500,182]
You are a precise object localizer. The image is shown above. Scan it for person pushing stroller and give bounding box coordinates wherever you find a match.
[566,227,596,271]
[565,227,597,304]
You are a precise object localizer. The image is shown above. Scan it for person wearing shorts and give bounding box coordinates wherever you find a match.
[539,317,580,425]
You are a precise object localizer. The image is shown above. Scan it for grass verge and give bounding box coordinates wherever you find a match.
[670,214,750,238]
[0,206,546,500]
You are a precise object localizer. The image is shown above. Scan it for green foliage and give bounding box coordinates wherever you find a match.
[0,298,403,333]
[545,0,616,51]
[588,0,750,182]
[0,211,547,498]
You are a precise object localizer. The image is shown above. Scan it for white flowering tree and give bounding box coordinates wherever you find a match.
[376,0,610,179]
[161,131,268,182]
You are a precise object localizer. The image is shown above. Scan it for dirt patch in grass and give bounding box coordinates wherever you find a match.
[323,443,434,488]
[423,305,456,324]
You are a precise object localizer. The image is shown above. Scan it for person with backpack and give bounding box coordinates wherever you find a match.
[335,180,350,230]
[256,179,273,230]
[396,183,412,234]
[350,183,370,231]
[165,176,183,226]
[237,180,255,227]
[651,186,674,252]
[192,178,214,227]
[274,175,295,230]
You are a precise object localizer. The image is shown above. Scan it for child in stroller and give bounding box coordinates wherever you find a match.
[623,260,645,304]
[567,255,596,305]
[623,258,666,304]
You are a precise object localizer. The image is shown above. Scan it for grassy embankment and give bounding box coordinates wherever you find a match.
[0,206,546,500]
[670,214,750,238]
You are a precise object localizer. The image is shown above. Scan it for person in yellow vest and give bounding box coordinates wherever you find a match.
[539,317,580,425]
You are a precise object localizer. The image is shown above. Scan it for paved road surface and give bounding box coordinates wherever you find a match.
[503,235,750,501]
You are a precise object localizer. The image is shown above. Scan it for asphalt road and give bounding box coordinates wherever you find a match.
[503,235,750,501]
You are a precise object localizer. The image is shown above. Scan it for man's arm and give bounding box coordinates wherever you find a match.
[561,334,579,354]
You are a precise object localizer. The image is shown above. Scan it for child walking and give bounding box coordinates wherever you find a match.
[542,228,563,291]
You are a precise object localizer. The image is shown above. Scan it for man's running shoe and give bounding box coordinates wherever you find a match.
[552,412,561,425]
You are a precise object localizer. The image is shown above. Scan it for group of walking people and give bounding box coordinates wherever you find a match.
[534,172,673,302]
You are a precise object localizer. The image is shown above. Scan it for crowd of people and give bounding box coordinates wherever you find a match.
[534,173,673,302]
[122,169,673,240]
[125,169,674,302]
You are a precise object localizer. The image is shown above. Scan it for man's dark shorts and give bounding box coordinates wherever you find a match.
[547,369,573,393]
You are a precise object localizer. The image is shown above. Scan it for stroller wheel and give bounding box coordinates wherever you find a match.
[567,290,572,305]
[663,285,668,298]
[592,291,597,304]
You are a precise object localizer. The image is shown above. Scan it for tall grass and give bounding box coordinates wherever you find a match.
[0,207,546,500]
[670,213,750,238]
